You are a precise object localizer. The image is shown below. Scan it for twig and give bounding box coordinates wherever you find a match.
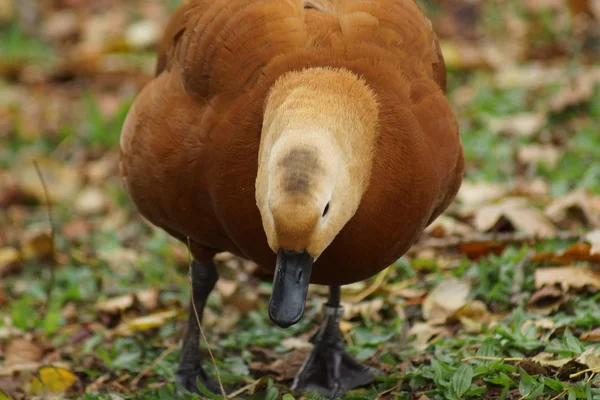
[410,231,585,252]
[549,389,568,400]
[33,161,57,319]
[570,366,600,379]
[460,356,523,362]
[376,384,400,399]
[186,237,227,399]
[228,378,262,398]
[131,344,177,388]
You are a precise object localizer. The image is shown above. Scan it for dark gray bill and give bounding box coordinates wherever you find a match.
[268,249,314,328]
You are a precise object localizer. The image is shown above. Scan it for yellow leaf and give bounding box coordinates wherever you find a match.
[114,310,178,335]
[0,391,13,400]
[29,367,77,395]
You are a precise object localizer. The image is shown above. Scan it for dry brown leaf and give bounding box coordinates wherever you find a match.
[550,68,600,112]
[518,359,553,376]
[531,352,572,368]
[458,241,509,260]
[391,288,427,299]
[580,327,600,341]
[425,215,475,238]
[532,242,600,265]
[0,247,21,278]
[455,300,491,332]
[407,323,451,351]
[4,339,43,367]
[14,155,80,204]
[545,189,600,228]
[249,348,311,381]
[489,113,546,137]
[517,145,561,168]
[136,288,160,311]
[29,367,77,396]
[474,198,557,236]
[95,294,135,314]
[281,337,312,351]
[534,266,600,290]
[576,347,600,369]
[74,187,110,216]
[21,231,53,262]
[342,298,384,321]
[586,230,600,254]
[456,182,508,206]
[527,285,565,315]
[422,278,471,323]
[216,279,239,299]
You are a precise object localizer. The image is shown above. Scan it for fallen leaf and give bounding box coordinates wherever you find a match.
[14,155,80,204]
[342,298,384,322]
[136,288,160,311]
[4,339,43,367]
[531,352,572,369]
[95,294,135,314]
[580,327,600,342]
[456,182,508,206]
[550,69,600,112]
[422,278,471,323]
[576,347,600,370]
[474,198,557,235]
[29,367,77,395]
[458,241,509,260]
[281,337,311,351]
[489,113,546,137]
[527,285,566,315]
[586,230,600,254]
[0,247,21,278]
[113,310,177,335]
[517,145,561,168]
[455,300,491,332]
[425,215,475,238]
[534,266,600,290]
[249,348,311,381]
[532,242,600,264]
[74,187,110,215]
[407,323,451,351]
[21,230,54,262]
[545,190,600,228]
[518,359,553,376]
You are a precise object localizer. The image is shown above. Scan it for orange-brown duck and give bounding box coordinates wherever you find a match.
[120,0,464,397]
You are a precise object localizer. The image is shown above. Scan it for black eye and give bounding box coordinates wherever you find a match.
[322,202,330,217]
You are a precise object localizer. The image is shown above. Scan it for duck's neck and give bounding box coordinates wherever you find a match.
[258,67,380,199]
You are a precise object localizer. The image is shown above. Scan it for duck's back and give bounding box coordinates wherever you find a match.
[120,0,462,283]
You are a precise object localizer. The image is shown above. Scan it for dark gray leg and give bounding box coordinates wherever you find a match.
[291,285,382,398]
[176,259,220,394]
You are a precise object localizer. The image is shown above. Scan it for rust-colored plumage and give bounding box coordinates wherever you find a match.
[120,0,463,395]
[121,0,462,284]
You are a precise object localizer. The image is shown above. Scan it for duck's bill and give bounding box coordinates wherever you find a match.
[268,249,313,328]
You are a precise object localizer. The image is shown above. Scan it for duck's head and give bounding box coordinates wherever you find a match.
[255,67,379,328]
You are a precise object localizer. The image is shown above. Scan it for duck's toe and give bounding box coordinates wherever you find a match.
[292,342,380,398]
[290,303,382,399]
[176,366,221,395]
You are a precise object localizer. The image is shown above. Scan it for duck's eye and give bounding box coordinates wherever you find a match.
[322,202,330,217]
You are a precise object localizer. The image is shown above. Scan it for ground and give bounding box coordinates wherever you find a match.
[1,0,600,399]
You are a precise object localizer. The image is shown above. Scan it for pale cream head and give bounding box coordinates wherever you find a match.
[256,67,380,259]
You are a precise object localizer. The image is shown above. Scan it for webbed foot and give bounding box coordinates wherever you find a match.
[292,304,381,399]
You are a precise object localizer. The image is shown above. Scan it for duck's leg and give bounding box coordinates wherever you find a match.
[291,285,380,398]
[176,259,220,394]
